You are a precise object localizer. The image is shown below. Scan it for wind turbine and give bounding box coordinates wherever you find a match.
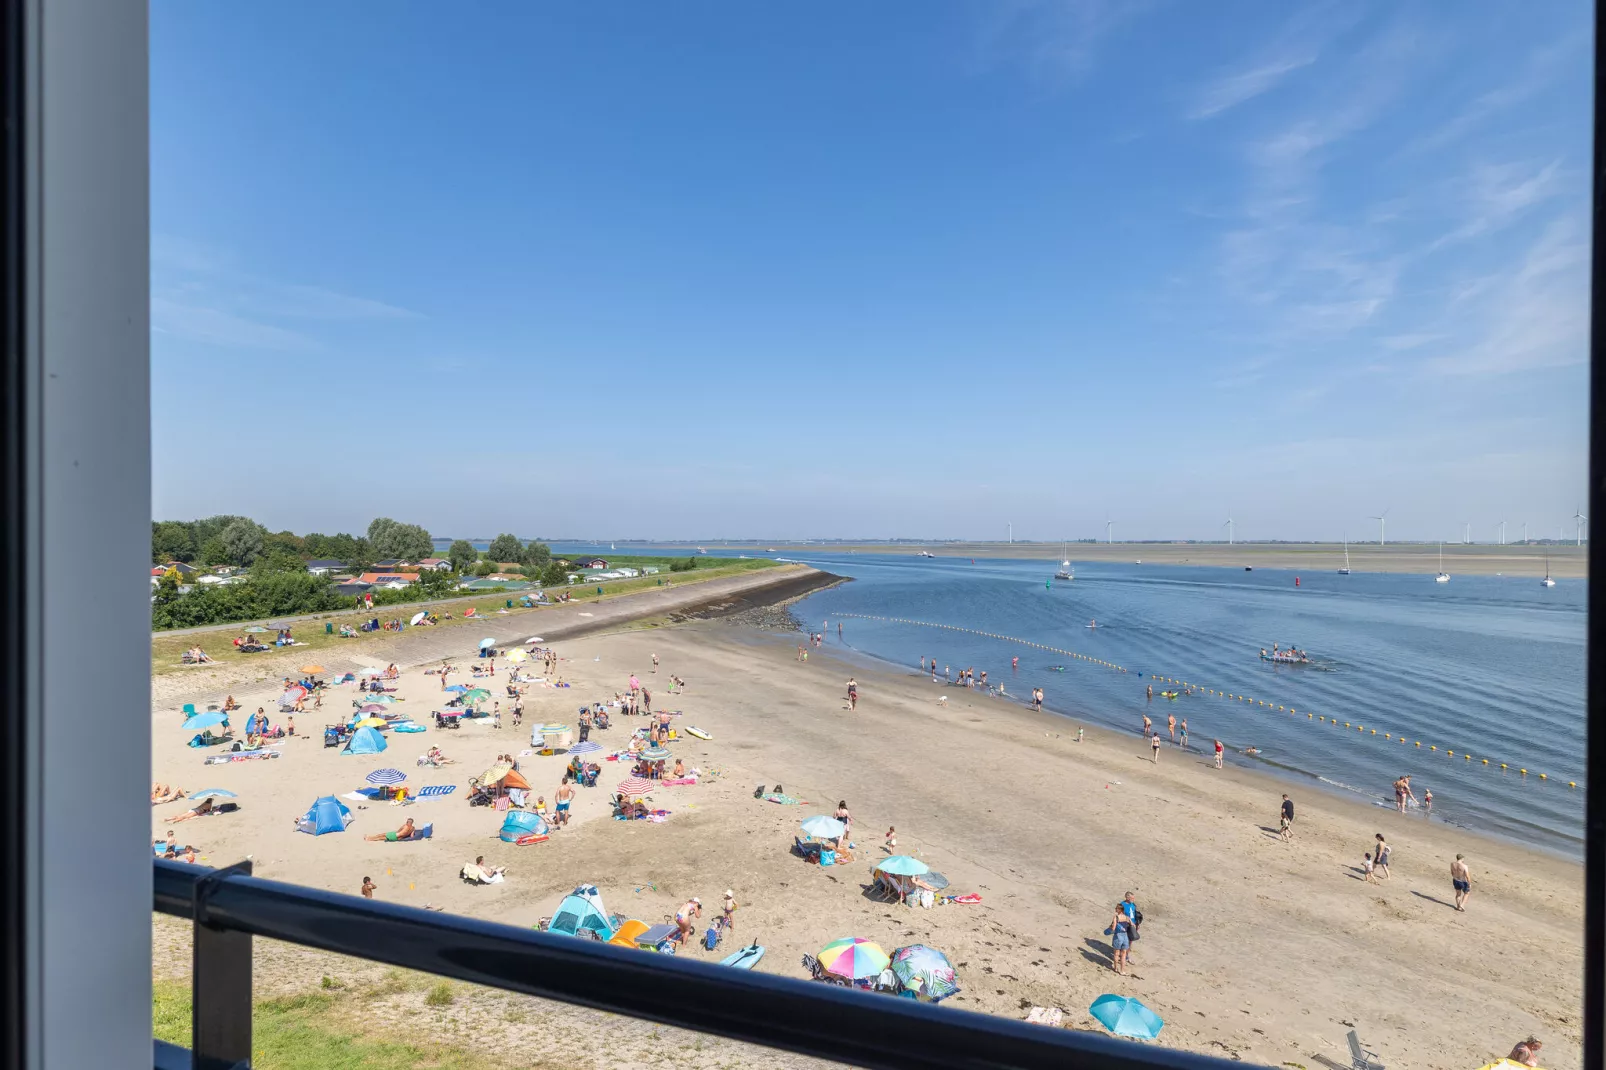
[1370,508,1390,547]
[1498,520,1506,546]
[1224,510,1234,546]
[1522,521,1528,544]
[1106,517,1114,544]
[1574,506,1588,546]
[1463,522,1471,545]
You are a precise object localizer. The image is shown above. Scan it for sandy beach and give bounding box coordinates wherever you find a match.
[151,588,1584,1070]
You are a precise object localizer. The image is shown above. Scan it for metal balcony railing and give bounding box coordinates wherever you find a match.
[154,858,1246,1070]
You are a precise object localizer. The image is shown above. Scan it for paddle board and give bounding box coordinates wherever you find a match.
[720,943,765,969]
[685,726,712,740]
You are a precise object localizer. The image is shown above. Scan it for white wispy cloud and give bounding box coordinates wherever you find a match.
[151,233,419,350]
[1429,159,1566,249]
[1189,54,1316,119]
[971,0,1154,81]
[1414,34,1584,152]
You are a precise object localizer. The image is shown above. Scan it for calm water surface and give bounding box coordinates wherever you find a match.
[720,552,1584,857]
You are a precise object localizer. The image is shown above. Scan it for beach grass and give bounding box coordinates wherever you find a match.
[154,978,487,1069]
[151,559,781,676]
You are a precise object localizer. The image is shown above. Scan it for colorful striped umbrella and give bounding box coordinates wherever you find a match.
[817,938,890,980]
[890,945,957,999]
[1089,995,1164,1039]
[615,777,655,797]
[568,741,602,755]
[365,768,407,786]
[358,703,388,714]
[876,855,930,876]
[462,689,491,703]
[641,746,673,760]
[352,717,389,729]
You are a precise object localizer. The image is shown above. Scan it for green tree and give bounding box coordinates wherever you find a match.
[488,533,524,563]
[197,536,230,567]
[447,540,477,572]
[539,561,569,587]
[262,529,305,556]
[472,560,496,577]
[220,518,265,567]
[191,514,256,548]
[521,540,552,569]
[250,550,307,577]
[367,517,433,561]
[151,520,197,564]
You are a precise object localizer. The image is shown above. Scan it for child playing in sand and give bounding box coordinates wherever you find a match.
[1362,852,1378,883]
[885,827,897,851]
[361,876,376,898]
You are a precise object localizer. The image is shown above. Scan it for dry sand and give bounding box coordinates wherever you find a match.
[151,602,1584,1070]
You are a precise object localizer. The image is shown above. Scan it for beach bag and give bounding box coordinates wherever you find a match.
[704,926,720,951]
[918,889,934,909]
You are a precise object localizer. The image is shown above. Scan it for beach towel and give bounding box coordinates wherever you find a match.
[943,893,983,904]
[416,785,457,798]
[342,791,369,802]
[204,750,279,765]
[661,777,697,786]
[1025,1007,1064,1027]
[393,722,426,733]
[763,793,800,805]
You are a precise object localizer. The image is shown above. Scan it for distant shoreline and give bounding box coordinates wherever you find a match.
[704,541,1588,578]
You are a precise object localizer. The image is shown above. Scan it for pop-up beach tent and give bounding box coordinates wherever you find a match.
[499,810,549,842]
[546,884,614,940]
[343,726,388,754]
[296,795,352,835]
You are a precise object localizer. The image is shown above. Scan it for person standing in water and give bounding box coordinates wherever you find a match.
[1179,719,1188,749]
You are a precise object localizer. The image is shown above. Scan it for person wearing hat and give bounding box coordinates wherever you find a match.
[722,890,738,932]
[674,897,702,946]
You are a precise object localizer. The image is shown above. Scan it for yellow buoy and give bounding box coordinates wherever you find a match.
[1501,763,1507,769]
[1520,769,1527,775]
[1430,745,1437,751]
[1482,759,1488,765]
[1539,773,1546,779]
[1569,782,1576,788]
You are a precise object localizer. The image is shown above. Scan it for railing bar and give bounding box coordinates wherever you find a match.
[154,860,1239,1070]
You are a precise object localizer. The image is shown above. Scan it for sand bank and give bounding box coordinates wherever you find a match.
[151,616,1582,1070]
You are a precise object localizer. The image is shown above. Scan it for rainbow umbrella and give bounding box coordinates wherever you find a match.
[1089,994,1164,1039]
[817,938,890,980]
[615,777,655,797]
[641,746,673,761]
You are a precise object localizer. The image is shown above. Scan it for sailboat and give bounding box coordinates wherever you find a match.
[1435,542,1450,583]
[1054,544,1074,581]
[1542,554,1556,587]
[1338,537,1351,575]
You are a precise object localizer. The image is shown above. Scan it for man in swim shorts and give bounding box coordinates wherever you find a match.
[366,818,415,842]
[1450,854,1472,911]
[554,783,574,826]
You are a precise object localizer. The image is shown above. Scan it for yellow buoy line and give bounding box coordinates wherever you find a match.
[834,613,1578,788]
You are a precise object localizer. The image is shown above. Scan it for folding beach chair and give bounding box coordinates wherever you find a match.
[1346,1030,1384,1070]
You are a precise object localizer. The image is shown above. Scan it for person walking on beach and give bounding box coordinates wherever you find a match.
[1213,739,1224,769]
[1362,852,1379,884]
[651,653,659,673]
[846,678,858,711]
[1450,854,1472,910]
[1281,794,1295,832]
[834,800,853,843]
[1179,718,1188,749]
[1150,731,1162,763]
[1374,833,1391,878]
[1167,713,1176,743]
[554,782,574,827]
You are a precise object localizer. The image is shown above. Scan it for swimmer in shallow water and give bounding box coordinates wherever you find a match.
[1243,746,1260,757]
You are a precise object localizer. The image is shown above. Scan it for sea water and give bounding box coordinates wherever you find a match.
[750,552,1585,857]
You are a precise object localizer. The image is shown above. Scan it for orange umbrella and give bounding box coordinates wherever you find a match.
[299,664,325,674]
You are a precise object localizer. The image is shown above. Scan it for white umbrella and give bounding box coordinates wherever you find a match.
[410,611,426,626]
[525,636,544,644]
[479,637,496,648]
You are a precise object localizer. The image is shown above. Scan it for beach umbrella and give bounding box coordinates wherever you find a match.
[463,689,492,704]
[181,712,227,731]
[1089,995,1164,1040]
[244,626,268,634]
[890,945,958,999]
[505,649,528,662]
[366,694,397,704]
[365,768,407,786]
[410,611,427,626]
[817,938,890,980]
[359,703,388,714]
[568,741,602,755]
[876,855,930,877]
[479,761,514,785]
[540,723,569,738]
[278,690,305,707]
[800,815,846,840]
[615,777,655,797]
[353,717,389,729]
[189,788,238,801]
[641,746,673,760]
[479,637,497,649]
[525,637,544,644]
[444,684,468,693]
[358,667,385,676]
[299,664,324,674]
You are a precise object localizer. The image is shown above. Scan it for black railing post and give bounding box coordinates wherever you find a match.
[192,861,252,1070]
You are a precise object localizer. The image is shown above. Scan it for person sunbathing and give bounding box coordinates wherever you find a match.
[366,818,416,842]
[168,797,217,822]
[222,695,240,711]
[465,855,505,881]
[151,786,186,805]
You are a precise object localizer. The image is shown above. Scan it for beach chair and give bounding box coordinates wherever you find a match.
[1346,1031,1383,1070]
[182,703,196,716]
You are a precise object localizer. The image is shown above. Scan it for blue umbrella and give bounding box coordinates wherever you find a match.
[479,637,497,648]
[181,712,227,731]
[568,741,603,755]
[876,855,930,876]
[800,815,845,840]
[1089,995,1164,1039]
[444,684,469,693]
[189,788,237,800]
[365,768,407,786]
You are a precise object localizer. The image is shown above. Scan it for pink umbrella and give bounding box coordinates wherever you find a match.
[615,777,654,797]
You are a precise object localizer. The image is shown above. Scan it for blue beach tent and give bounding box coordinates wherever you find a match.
[546,884,615,940]
[343,726,388,755]
[296,795,352,836]
[499,810,549,842]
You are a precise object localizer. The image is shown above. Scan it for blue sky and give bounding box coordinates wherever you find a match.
[152,2,1592,542]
